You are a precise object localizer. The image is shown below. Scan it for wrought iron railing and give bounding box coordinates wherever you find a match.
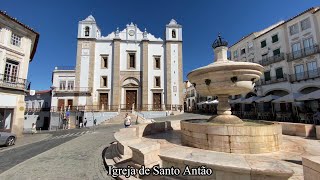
[258,53,285,66]
[289,68,320,82]
[53,87,92,93]
[25,107,51,112]
[50,104,183,112]
[257,74,288,85]
[287,44,320,62]
[0,73,27,90]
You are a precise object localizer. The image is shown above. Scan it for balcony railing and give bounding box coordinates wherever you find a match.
[0,73,27,90]
[258,53,285,66]
[289,68,320,82]
[54,66,75,70]
[50,104,183,112]
[257,75,288,85]
[287,44,320,62]
[53,87,92,93]
[25,107,51,112]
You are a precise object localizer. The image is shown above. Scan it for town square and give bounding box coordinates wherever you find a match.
[1,0,320,179]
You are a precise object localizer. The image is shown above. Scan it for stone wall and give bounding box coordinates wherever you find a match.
[303,156,320,180]
[280,122,316,137]
[181,120,282,154]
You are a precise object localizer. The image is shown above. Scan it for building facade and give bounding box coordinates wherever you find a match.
[24,90,51,132]
[52,16,183,111]
[0,11,39,135]
[229,7,320,112]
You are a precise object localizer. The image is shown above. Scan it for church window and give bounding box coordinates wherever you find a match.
[101,76,108,87]
[172,30,176,38]
[155,76,161,87]
[85,26,90,37]
[154,57,160,69]
[128,53,136,69]
[101,56,108,68]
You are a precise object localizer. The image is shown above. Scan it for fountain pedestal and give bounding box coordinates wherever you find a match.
[208,95,243,124]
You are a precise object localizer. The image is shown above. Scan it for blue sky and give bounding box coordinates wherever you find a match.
[1,0,319,90]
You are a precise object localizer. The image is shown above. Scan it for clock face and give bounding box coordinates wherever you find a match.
[129,30,135,36]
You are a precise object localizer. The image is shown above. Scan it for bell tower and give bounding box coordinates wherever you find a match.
[77,15,101,39]
[165,19,183,109]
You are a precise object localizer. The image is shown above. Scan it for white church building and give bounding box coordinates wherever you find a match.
[51,15,183,112]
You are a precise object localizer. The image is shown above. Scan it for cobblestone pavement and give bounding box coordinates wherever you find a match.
[0,124,122,180]
[0,133,52,153]
[153,112,211,122]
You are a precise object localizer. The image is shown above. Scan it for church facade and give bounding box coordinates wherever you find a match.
[53,15,183,111]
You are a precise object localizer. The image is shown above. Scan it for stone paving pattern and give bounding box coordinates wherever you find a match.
[0,125,122,180]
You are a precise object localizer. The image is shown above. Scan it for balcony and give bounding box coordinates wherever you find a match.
[257,75,288,85]
[258,53,285,66]
[289,68,320,82]
[53,87,92,93]
[287,44,320,62]
[0,73,27,90]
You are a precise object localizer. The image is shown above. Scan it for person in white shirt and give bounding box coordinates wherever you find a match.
[124,113,131,128]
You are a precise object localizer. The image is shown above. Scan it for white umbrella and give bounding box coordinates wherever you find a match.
[272,93,302,103]
[197,101,208,105]
[255,95,280,103]
[208,99,219,104]
[296,90,320,101]
[241,96,262,104]
[229,97,244,104]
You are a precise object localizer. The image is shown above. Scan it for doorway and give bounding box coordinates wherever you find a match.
[58,99,64,111]
[126,90,137,110]
[43,117,50,130]
[100,93,108,110]
[67,99,73,110]
[153,93,161,110]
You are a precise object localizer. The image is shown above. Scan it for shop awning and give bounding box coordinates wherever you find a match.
[272,93,302,103]
[241,96,262,104]
[296,90,320,101]
[255,95,280,103]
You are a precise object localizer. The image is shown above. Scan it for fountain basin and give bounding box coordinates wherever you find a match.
[181,119,282,154]
[188,61,264,96]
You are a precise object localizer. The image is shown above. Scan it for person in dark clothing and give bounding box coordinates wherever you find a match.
[84,118,87,127]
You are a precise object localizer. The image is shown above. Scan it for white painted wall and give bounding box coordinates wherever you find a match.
[94,41,113,105]
[171,44,179,105]
[147,43,165,104]
[119,42,141,71]
[51,70,75,107]
[0,94,16,107]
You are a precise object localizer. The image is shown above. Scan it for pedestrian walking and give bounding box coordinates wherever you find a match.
[124,113,131,128]
[31,123,37,134]
[93,119,97,126]
[84,118,87,127]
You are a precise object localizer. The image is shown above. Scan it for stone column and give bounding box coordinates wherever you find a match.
[142,40,149,108]
[217,95,231,115]
[209,94,243,124]
[112,38,121,109]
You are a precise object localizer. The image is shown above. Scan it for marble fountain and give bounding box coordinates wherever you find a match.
[106,36,294,180]
[183,35,282,154]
